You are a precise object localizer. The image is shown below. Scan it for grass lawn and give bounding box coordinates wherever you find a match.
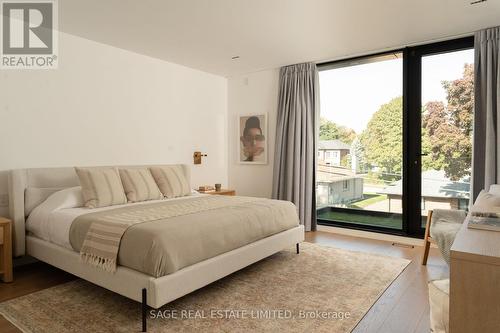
[317,210,402,229]
[348,193,387,209]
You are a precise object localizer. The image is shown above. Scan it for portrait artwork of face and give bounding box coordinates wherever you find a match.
[239,115,267,164]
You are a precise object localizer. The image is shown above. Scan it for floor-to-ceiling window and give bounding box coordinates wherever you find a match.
[316,37,474,237]
[420,49,474,227]
[317,52,405,233]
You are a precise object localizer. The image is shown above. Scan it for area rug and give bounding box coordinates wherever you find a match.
[0,243,410,333]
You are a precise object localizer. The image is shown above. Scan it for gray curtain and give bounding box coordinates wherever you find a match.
[472,27,500,200]
[272,63,318,231]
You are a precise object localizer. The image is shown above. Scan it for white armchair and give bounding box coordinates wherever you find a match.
[426,185,500,333]
[422,209,466,265]
[422,184,500,265]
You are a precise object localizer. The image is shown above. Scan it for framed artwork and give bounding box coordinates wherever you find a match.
[238,114,268,164]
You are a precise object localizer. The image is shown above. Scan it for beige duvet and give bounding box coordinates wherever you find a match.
[69,196,300,277]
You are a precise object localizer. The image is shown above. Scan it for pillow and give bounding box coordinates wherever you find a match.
[119,168,163,202]
[29,186,84,214]
[472,190,500,211]
[489,184,500,196]
[149,166,191,198]
[25,187,65,216]
[26,187,84,241]
[75,167,127,208]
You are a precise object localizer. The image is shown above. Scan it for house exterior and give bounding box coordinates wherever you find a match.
[376,170,470,213]
[317,140,351,166]
[316,163,364,207]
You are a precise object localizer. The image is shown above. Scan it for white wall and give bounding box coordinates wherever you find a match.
[0,32,228,217]
[228,69,279,198]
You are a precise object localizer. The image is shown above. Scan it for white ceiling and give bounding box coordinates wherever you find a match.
[60,0,500,77]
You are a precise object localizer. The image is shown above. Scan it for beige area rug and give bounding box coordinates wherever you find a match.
[0,243,410,333]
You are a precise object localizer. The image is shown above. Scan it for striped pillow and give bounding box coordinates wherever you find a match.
[149,166,191,198]
[75,167,127,208]
[119,168,163,202]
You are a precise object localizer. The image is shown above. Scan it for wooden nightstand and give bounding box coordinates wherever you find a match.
[199,189,236,196]
[0,217,13,282]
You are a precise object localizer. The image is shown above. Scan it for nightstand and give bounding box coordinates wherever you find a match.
[199,189,236,196]
[0,217,13,282]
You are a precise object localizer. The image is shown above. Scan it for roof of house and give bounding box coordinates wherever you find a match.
[318,140,351,151]
[377,170,470,199]
[316,163,362,182]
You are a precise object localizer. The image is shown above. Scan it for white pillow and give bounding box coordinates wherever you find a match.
[489,184,500,196]
[25,187,65,217]
[31,186,83,213]
[473,190,500,211]
[26,187,84,242]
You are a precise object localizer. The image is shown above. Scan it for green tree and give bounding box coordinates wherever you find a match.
[355,64,472,181]
[359,97,403,176]
[340,154,351,168]
[319,118,356,144]
[350,137,365,173]
[422,64,473,180]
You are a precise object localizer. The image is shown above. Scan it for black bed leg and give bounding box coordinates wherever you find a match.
[296,243,300,254]
[142,288,147,332]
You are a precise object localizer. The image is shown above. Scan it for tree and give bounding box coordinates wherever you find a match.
[349,137,365,172]
[422,64,473,180]
[354,64,472,181]
[359,97,402,177]
[421,102,447,172]
[319,118,356,144]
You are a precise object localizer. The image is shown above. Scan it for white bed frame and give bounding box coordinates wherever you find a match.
[8,165,305,331]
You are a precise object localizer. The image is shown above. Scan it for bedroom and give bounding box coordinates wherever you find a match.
[0,1,499,332]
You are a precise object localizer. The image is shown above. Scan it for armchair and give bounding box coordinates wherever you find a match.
[422,209,467,265]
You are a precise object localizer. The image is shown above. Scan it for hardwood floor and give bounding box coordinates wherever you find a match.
[0,231,447,333]
[305,232,448,333]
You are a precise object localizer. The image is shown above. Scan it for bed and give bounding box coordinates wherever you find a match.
[7,165,304,331]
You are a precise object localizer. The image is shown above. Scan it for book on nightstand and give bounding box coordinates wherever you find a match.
[468,212,500,232]
[198,185,215,192]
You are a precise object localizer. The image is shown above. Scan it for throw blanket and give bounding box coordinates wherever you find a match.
[70,195,300,276]
[429,209,467,265]
[77,196,259,272]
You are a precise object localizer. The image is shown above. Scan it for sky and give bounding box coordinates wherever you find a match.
[319,49,474,133]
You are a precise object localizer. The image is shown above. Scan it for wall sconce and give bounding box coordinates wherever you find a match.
[193,151,208,165]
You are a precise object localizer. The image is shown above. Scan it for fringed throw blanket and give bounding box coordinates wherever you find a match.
[74,196,260,272]
[70,195,299,276]
[79,220,129,272]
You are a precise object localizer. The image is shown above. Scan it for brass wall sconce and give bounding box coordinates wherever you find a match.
[193,151,208,164]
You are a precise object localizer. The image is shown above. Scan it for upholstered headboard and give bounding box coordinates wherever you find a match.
[8,164,190,257]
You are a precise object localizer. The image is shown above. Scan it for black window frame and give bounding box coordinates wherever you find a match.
[316,36,474,238]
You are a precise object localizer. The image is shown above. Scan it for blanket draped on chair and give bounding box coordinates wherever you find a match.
[429,209,467,264]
